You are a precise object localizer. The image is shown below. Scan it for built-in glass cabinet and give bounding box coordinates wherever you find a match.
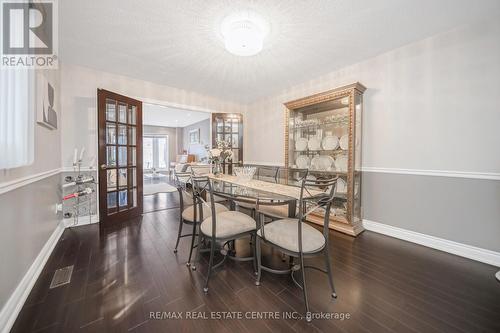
[284,83,366,236]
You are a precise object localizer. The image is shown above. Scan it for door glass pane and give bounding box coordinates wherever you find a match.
[128,126,136,145]
[232,149,239,163]
[118,168,127,188]
[117,125,127,145]
[118,147,127,166]
[106,123,116,144]
[216,120,223,133]
[157,137,167,169]
[224,134,231,144]
[224,121,231,132]
[143,137,153,169]
[107,169,117,191]
[130,147,136,166]
[106,99,116,121]
[231,134,238,148]
[129,105,136,125]
[118,190,128,207]
[217,133,223,143]
[118,103,127,123]
[232,120,239,132]
[106,146,116,166]
[107,192,117,208]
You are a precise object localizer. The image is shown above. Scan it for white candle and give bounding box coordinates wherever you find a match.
[73,148,78,164]
[79,147,85,161]
[89,156,95,169]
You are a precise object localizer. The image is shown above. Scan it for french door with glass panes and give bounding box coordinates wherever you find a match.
[212,113,243,174]
[97,89,143,226]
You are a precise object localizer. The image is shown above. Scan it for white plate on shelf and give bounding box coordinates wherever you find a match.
[311,155,334,171]
[335,156,348,172]
[295,138,308,151]
[308,137,322,151]
[310,156,321,170]
[322,135,339,150]
[339,135,349,150]
[336,178,347,193]
[296,155,310,169]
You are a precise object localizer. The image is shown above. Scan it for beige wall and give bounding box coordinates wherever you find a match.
[244,18,500,174]
[182,118,211,161]
[60,63,246,170]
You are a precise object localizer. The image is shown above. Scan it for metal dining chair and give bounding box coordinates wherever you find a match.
[191,175,257,293]
[173,172,228,267]
[254,176,338,322]
[235,165,280,218]
[257,168,309,220]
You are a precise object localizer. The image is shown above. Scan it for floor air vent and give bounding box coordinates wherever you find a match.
[49,265,74,289]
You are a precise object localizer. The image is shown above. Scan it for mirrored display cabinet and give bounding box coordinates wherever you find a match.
[284,82,366,236]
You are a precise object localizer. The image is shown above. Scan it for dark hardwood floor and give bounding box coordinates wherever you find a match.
[143,176,180,213]
[10,207,500,333]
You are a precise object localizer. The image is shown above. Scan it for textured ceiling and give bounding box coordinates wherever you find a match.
[60,0,500,104]
[143,104,209,128]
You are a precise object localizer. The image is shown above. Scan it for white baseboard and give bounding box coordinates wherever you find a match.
[0,221,66,333]
[363,219,500,267]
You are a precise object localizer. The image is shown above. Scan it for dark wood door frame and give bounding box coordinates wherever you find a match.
[98,89,143,227]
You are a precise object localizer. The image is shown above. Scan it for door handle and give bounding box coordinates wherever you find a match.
[100,164,107,170]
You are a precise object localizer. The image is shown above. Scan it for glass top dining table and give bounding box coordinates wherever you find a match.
[208,174,302,218]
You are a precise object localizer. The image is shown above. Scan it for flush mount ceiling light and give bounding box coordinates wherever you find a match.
[221,11,269,56]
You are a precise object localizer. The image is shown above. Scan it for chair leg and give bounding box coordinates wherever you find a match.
[192,231,203,271]
[255,236,262,286]
[204,237,216,293]
[186,223,197,267]
[252,233,257,275]
[324,246,337,298]
[299,252,312,322]
[174,217,184,253]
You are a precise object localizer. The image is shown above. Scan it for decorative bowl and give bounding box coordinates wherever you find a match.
[234,167,256,182]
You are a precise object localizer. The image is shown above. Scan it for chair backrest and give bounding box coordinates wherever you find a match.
[191,175,218,236]
[257,175,337,254]
[275,168,309,184]
[174,171,194,210]
[255,165,280,182]
[190,164,212,176]
[298,176,338,240]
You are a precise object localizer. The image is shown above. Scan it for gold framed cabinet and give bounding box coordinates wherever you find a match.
[284,82,366,236]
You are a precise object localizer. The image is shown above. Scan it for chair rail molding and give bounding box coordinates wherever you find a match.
[243,161,285,167]
[0,168,62,195]
[361,167,500,181]
[363,219,500,267]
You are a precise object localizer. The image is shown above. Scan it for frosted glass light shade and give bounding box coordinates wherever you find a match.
[221,11,269,57]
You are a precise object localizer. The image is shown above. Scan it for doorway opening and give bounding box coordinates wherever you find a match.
[142,102,211,213]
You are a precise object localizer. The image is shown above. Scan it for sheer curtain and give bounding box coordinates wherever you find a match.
[0,8,34,169]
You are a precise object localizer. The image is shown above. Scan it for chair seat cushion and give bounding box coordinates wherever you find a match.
[201,211,256,239]
[257,219,325,253]
[182,203,228,222]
